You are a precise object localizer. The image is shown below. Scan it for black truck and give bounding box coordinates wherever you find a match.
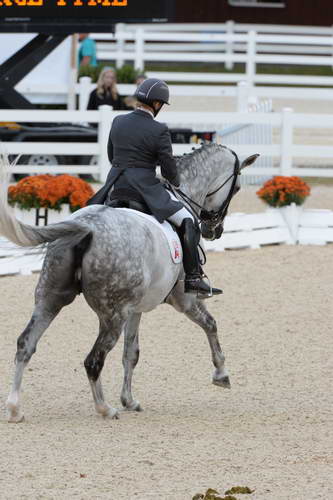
[1,121,214,180]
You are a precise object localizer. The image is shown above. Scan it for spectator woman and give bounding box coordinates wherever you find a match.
[87,67,124,111]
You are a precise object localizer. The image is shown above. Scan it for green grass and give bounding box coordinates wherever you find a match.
[146,61,333,76]
[144,62,333,87]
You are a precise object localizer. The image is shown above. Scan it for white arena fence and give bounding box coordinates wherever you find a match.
[1,106,333,181]
[1,205,332,277]
[215,96,273,185]
[16,76,333,110]
[91,23,333,86]
[12,23,333,108]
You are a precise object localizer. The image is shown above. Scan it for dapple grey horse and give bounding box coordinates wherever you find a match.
[0,145,258,422]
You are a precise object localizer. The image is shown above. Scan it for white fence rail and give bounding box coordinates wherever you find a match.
[17,78,333,110]
[2,204,333,276]
[8,23,333,108]
[1,107,333,181]
[90,23,333,86]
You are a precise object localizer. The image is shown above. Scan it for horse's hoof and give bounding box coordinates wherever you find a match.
[212,375,231,389]
[7,401,25,423]
[104,408,119,420]
[8,412,25,423]
[122,400,143,412]
[128,401,143,412]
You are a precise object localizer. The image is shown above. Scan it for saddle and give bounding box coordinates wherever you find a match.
[107,198,151,215]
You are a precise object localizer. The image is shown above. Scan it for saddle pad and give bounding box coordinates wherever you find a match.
[116,208,182,264]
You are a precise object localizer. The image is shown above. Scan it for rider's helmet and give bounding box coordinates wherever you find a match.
[134,78,170,107]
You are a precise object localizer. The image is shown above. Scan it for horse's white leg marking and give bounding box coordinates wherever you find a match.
[7,305,62,423]
[84,314,125,419]
[7,361,25,423]
[168,285,230,389]
[89,377,119,419]
[121,313,142,411]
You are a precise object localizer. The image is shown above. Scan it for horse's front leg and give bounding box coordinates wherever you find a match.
[120,313,142,411]
[167,286,230,388]
[186,300,230,388]
[84,313,125,419]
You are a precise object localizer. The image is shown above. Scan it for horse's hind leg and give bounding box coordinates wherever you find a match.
[7,296,73,423]
[84,313,126,419]
[168,289,230,388]
[120,313,142,411]
[7,247,78,423]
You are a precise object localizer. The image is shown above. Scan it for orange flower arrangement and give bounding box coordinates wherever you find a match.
[8,174,94,212]
[256,175,310,208]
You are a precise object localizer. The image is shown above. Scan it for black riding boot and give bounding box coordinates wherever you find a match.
[179,218,222,297]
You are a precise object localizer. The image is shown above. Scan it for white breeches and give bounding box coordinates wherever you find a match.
[166,192,194,227]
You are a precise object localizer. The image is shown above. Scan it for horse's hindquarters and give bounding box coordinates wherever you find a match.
[80,212,181,313]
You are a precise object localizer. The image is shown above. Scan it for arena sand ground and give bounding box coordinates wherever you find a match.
[2,92,333,498]
[0,186,332,500]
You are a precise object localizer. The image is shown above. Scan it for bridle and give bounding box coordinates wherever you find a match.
[173,150,240,227]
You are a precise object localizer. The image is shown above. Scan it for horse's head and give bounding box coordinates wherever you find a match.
[200,151,259,241]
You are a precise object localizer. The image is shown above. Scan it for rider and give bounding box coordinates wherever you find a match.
[87,78,222,297]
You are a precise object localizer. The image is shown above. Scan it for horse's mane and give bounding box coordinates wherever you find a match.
[175,143,226,173]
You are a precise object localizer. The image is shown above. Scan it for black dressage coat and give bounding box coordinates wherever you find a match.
[87,109,183,223]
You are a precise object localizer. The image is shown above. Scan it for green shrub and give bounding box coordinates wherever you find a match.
[116,64,140,83]
[78,65,98,82]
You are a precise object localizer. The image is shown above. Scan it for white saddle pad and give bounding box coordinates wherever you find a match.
[117,208,182,264]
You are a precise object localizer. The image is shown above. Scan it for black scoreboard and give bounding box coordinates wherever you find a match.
[0,0,174,32]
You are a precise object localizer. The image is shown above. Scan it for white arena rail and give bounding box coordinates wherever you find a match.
[91,25,333,85]
[216,96,273,185]
[9,23,333,108]
[2,205,332,277]
[15,78,333,109]
[1,107,333,181]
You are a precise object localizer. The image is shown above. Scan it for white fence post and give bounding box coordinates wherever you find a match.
[280,107,294,176]
[237,81,250,111]
[331,24,333,70]
[78,76,92,111]
[67,67,77,110]
[134,28,145,72]
[115,23,125,69]
[68,34,78,110]
[225,20,235,70]
[98,105,112,182]
[246,30,256,88]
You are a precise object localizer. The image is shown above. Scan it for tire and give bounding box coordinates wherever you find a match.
[12,154,66,181]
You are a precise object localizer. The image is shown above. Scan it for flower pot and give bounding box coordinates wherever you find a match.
[14,205,72,226]
[47,205,72,225]
[266,202,303,244]
[279,202,303,242]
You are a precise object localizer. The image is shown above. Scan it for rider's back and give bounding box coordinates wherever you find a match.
[109,109,171,171]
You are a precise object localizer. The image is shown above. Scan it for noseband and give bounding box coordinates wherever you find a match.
[174,151,240,226]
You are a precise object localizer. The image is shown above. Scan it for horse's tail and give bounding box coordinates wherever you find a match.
[0,153,92,249]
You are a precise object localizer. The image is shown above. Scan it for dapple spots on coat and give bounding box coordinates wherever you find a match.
[0,146,258,421]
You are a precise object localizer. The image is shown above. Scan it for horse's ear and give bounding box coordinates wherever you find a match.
[240,154,260,170]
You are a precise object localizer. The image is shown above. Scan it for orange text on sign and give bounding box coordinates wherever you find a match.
[0,1,128,6]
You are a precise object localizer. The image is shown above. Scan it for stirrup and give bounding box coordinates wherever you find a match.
[184,274,223,299]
